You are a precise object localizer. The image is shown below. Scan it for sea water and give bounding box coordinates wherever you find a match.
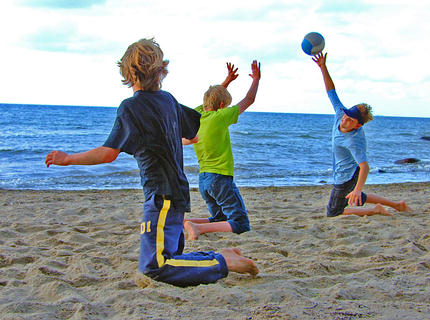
[1,103,429,190]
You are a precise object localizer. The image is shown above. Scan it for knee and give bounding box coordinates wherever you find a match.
[326,206,344,217]
[208,215,227,223]
[229,220,250,234]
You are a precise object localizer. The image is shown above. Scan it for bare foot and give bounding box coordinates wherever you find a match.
[221,248,259,276]
[394,201,412,212]
[134,272,154,289]
[373,204,392,216]
[183,221,200,240]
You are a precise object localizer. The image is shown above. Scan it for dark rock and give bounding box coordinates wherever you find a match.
[394,158,420,164]
[420,136,430,141]
[378,169,386,173]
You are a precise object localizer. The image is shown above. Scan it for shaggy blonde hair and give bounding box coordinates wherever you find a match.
[203,85,232,111]
[355,103,374,124]
[117,38,169,91]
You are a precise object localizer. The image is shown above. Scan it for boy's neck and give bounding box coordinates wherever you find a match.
[339,126,355,133]
[132,84,160,93]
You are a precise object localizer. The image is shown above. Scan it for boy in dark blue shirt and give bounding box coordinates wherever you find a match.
[45,38,258,287]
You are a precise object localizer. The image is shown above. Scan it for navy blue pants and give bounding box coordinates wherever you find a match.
[138,194,228,287]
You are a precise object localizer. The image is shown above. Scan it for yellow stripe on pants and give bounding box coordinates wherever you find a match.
[156,199,170,267]
[155,198,219,268]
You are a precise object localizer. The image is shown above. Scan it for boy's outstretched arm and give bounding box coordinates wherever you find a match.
[312,52,335,92]
[220,62,239,88]
[237,60,261,115]
[45,146,120,167]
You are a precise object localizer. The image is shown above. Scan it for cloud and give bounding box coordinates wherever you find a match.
[23,23,122,54]
[316,0,372,13]
[16,0,106,9]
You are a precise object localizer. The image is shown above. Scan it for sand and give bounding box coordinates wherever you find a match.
[1,182,429,320]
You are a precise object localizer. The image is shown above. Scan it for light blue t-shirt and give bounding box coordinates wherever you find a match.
[328,89,368,185]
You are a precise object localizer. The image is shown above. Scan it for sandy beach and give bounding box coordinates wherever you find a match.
[1,182,429,319]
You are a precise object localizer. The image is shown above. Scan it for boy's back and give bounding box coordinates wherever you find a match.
[105,90,200,209]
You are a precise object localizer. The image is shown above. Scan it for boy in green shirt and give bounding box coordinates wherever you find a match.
[183,61,261,240]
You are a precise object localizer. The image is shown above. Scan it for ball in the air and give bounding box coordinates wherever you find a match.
[301,32,325,56]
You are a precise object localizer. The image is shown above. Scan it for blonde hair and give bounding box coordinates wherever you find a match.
[117,38,169,91]
[203,85,232,111]
[355,103,374,124]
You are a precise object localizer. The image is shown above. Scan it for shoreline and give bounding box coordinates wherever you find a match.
[1,180,429,192]
[1,182,429,319]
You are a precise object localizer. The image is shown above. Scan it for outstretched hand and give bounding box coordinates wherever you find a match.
[45,150,69,167]
[249,60,261,80]
[45,146,120,167]
[312,52,327,68]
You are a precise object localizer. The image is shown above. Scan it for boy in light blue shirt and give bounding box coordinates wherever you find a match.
[313,52,411,217]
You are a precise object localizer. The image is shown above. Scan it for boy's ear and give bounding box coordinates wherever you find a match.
[219,101,225,109]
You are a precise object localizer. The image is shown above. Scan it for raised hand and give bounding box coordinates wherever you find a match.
[221,62,239,88]
[249,60,261,80]
[312,52,327,68]
[226,62,239,82]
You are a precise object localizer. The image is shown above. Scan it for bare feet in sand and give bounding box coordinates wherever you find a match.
[373,204,392,216]
[394,201,412,213]
[221,248,259,276]
[184,221,199,240]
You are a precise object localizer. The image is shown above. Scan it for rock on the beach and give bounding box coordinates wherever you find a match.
[394,158,420,164]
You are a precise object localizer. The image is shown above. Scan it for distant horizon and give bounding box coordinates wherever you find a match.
[2,102,430,119]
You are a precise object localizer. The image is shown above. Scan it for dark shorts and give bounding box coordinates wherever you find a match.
[326,167,367,217]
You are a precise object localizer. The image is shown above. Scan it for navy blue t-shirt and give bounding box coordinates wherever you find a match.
[103,90,201,211]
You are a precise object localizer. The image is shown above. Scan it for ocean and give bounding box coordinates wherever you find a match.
[1,103,429,190]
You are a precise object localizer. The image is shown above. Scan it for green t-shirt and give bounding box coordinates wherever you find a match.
[193,105,239,176]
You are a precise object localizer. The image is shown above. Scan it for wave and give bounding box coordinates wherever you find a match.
[0,148,49,155]
[184,165,200,173]
[97,169,140,177]
[296,134,319,139]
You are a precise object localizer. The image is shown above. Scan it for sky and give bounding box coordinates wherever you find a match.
[0,0,429,117]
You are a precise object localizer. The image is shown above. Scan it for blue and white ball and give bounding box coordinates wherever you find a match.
[301,32,325,56]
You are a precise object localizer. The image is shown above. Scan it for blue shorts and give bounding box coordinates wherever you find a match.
[199,172,250,234]
[327,167,367,217]
[138,194,228,287]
